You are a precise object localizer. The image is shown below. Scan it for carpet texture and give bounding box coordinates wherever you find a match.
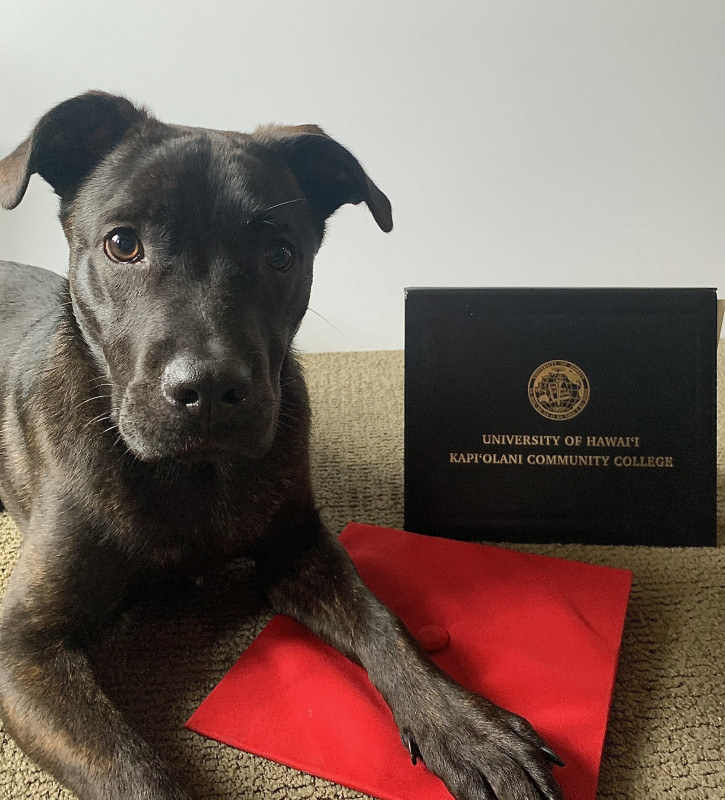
[0,349,723,800]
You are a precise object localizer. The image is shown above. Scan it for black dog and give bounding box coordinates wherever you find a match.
[0,92,563,800]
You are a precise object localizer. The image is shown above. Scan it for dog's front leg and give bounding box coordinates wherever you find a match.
[257,512,563,800]
[0,541,191,800]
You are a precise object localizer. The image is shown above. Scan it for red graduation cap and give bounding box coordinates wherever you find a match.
[187,523,632,800]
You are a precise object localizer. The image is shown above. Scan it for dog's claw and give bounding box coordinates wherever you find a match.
[541,745,565,768]
[401,733,422,766]
[408,739,422,766]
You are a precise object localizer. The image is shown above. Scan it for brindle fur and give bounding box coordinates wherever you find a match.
[0,92,562,800]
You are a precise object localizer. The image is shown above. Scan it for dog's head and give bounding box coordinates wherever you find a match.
[0,92,391,461]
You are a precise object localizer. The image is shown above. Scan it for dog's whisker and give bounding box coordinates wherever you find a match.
[279,397,303,412]
[84,376,115,388]
[122,447,140,466]
[73,394,112,412]
[81,412,111,431]
[250,197,306,219]
[307,307,344,337]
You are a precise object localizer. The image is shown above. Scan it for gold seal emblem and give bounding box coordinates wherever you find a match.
[528,360,590,421]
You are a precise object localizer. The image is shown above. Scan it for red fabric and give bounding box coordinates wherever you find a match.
[186,523,632,800]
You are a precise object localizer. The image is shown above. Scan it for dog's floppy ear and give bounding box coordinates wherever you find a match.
[0,91,147,210]
[255,124,393,232]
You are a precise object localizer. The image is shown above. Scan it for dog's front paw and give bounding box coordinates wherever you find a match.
[401,685,564,800]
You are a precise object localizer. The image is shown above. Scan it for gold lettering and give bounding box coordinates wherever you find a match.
[450,452,524,466]
[526,454,610,467]
[614,455,674,468]
[481,434,562,447]
[586,436,642,448]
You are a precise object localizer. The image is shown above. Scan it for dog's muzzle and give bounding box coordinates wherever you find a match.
[116,354,279,462]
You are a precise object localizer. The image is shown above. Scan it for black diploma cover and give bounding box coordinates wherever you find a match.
[404,288,717,546]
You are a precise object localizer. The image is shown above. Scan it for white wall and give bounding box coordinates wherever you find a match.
[1,1,723,351]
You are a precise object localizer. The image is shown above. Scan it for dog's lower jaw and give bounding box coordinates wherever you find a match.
[115,409,279,463]
[117,432,277,464]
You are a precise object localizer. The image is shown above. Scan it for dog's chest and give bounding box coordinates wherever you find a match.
[120,462,269,577]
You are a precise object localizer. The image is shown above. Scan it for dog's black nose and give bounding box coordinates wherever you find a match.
[162,356,252,423]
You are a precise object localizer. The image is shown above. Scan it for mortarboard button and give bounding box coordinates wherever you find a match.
[416,624,450,653]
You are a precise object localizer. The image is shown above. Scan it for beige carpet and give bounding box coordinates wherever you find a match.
[0,349,723,800]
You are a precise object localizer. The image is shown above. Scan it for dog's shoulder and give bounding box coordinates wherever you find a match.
[0,259,66,296]
[0,260,67,403]
[0,261,66,344]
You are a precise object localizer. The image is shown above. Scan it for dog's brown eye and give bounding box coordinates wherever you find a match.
[104,228,144,263]
[265,243,294,272]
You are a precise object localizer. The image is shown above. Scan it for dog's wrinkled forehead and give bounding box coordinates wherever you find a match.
[73,127,309,245]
